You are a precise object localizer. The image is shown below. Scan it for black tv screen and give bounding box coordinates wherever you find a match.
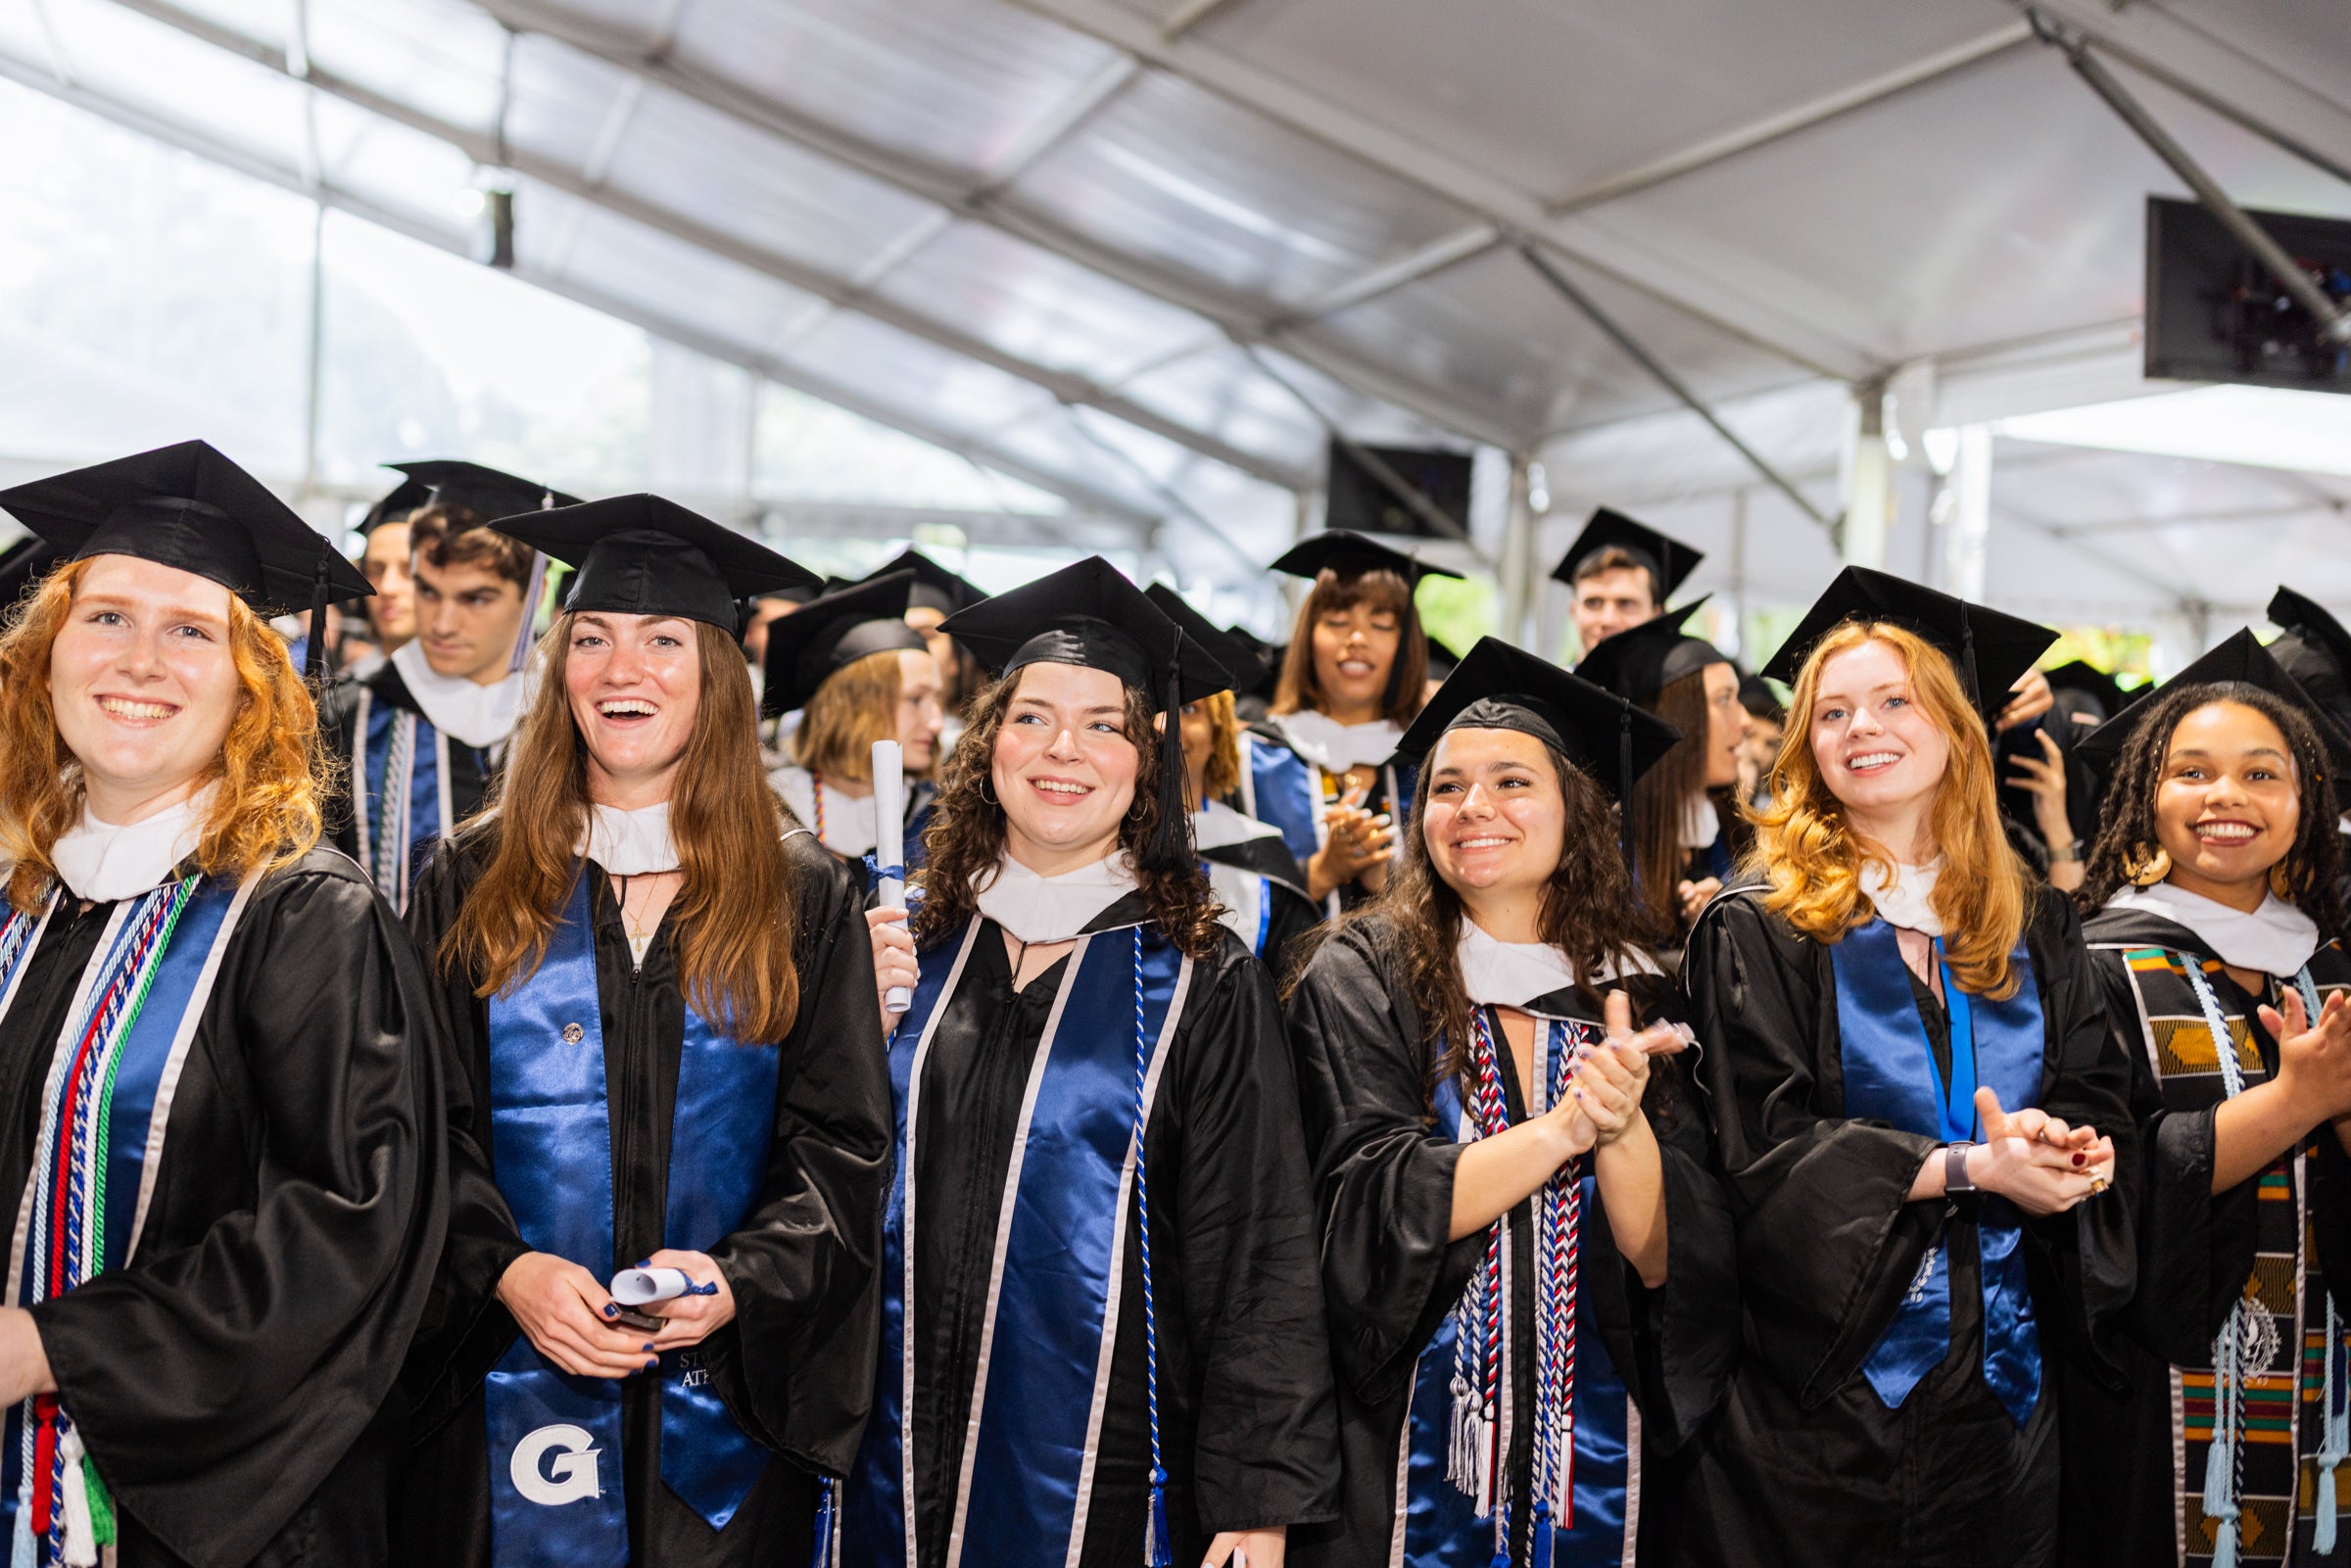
[2145,195,2351,392]
[1323,441,1474,540]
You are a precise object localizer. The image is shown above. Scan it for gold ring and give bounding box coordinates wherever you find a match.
[2089,1176,2110,1195]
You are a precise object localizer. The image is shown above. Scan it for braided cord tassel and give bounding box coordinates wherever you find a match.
[371,712,416,910]
[2181,955,2253,1566]
[1130,929,1173,1568]
[2321,1291,2346,1554]
[1451,1010,1511,1527]
[809,1476,840,1568]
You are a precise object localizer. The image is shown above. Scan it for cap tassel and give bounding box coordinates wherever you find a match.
[1959,608,1981,718]
[304,555,332,685]
[1615,706,1635,869]
[1142,638,1194,879]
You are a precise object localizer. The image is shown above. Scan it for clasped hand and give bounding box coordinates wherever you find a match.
[1965,1086,2115,1217]
[497,1248,738,1380]
[2267,984,2351,1122]
[1544,992,1683,1157]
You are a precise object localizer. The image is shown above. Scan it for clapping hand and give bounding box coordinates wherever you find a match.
[1967,1086,2114,1216]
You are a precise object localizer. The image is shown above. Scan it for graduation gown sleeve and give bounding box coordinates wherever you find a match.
[29,854,448,1567]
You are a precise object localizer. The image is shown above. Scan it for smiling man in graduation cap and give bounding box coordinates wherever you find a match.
[396,492,894,1568]
[856,555,1339,1568]
[1551,507,1704,660]
[316,459,579,912]
[0,441,446,1568]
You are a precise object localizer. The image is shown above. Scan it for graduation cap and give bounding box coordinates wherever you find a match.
[487,494,821,636]
[390,459,580,522]
[1143,584,1263,697]
[359,473,430,536]
[0,536,60,611]
[1571,596,1730,706]
[760,569,932,717]
[940,556,1232,877]
[1549,507,1703,599]
[2265,587,2351,734]
[1425,636,1464,683]
[1398,637,1682,818]
[1268,529,1462,590]
[1759,566,2056,727]
[0,440,373,680]
[2042,659,2126,724]
[2073,627,2351,786]
[866,547,988,617]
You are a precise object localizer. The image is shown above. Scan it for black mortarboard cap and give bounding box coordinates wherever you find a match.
[1572,595,1730,705]
[488,494,821,636]
[391,459,580,522]
[1758,566,2057,726]
[1549,507,1703,598]
[2266,587,2351,735]
[1144,584,1264,696]
[760,570,932,717]
[360,473,431,536]
[941,557,1232,878]
[2074,627,2351,785]
[1398,638,1682,823]
[868,547,988,616]
[2042,659,2126,723]
[0,440,373,680]
[1268,529,1462,590]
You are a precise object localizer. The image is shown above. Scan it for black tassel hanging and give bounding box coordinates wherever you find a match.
[304,554,332,685]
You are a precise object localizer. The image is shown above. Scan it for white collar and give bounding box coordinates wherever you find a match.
[1456,915,1655,1010]
[51,785,216,903]
[1681,791,1720,850]
[391,639,525,749]
[976,851,1138,944]
[1858,857,1943,936]
[576,801,679,876]
[2106,881,2321,977]
[1272,710,1401,773]
[1193,799,1283,852]
[770,765,879,855]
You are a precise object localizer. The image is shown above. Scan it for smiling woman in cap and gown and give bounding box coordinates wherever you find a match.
[1673,567,2133,1568]
[1283,638,1737,1567]
[395,494,893,1568]
[2062,632,2351,1568]
[317,460,579,913]
[855,556,1339,1567]
[1242,531,1459,918]
[0,441,446,1566]
[763,571,946,881]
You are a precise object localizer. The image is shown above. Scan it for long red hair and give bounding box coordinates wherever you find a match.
[0,558,323,910]
[1750,621,2030,999]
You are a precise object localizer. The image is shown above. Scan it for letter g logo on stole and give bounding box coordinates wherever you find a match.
[511,1423,602,1506]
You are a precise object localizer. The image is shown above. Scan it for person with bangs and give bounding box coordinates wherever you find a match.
[1573,598,1747,953]
[763,571,946,878]
[1284,639,1737,1568]
[397,496,893,1568]
[1243,532,1461,916]
[1146,584,1320,978]
[319,460,579,914]
[856,558,1338,1567]
[1676,568,2132,1568]
[0,443,445,1567]
[2063,633,2351,1568]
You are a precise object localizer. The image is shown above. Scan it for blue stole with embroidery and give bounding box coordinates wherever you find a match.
[1398,1017,1635,1568]
[0,874,253,1550]
[843,914,1189,1566]
[482,874,781,1568]
[1831,918,2043,1425]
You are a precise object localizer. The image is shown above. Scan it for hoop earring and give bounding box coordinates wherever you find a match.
[2270,861,2296,901]
[978,775,998,806]
[2127,845,2173,887]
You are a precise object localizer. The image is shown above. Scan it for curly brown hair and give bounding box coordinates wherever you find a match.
[913,667,1223,960]
[1326,729,1660,1106]
[2079,680,2349,936]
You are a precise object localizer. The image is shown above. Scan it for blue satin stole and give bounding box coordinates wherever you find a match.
[482,874,781,1568]
[843,914,1190,1567]
[1831,919,2043,1425]
[0,877,248,1535]
[1400,1012,1635,1568]
[1242,734,1322,867]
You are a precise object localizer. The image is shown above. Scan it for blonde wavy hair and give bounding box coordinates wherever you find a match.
[1750,620,2029,999]
[793,648,906,784]
[1196,689,1242,801]
[0,557,324,911]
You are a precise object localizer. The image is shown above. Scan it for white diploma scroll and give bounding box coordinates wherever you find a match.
[874,738,911,1014]
[609,1266,693,1306]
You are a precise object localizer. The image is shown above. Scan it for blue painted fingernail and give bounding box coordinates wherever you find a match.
[635,1259,649,1267]
[645,1357,658,1370]
[643,1342,655,1352]
[602,1304,619,1318]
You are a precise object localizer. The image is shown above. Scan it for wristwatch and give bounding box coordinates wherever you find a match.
[1944,1142,1978,1197]
[2047,838,2084,865]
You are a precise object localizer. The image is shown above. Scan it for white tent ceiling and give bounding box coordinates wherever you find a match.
[3,0,2348,629]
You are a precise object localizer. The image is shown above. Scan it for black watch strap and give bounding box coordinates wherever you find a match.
[1944,1141,1977,1197]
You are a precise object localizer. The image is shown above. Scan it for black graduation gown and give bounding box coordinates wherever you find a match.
[0,850,446,1568]
[892,901,1339,1565]
[316,660,501,872]
[1282,918,1738,1567]
[2061,908,2351,1568]
[395,827,893,1567]
[1672,885,2135,1568]
[1197,823,1322,989]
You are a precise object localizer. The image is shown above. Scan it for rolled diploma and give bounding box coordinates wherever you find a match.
[874,738,911,1014]
[610,1266,693,1306]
